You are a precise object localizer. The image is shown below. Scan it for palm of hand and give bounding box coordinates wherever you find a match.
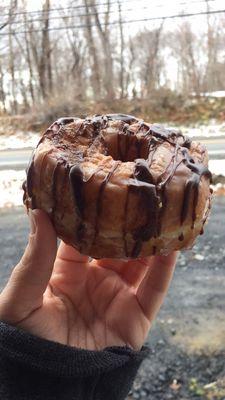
[0,210,176,352]
[18,246,151,351]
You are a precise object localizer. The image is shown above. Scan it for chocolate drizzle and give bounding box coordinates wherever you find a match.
[134,159,154,184]
[179,233,184,241]
[131,159,158,257]
[156,183,167,237]
[57,117,78,125]
[26,159,34,198]
[106,114,137,123]
[180,148,212,228]
[127,126,212,256]
[69,165,86,243]
[26,156,36,209]
[22,181,27,205]
[69,165,85,217]
[152,245,157,255]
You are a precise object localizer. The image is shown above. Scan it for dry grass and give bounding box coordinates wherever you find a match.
[1,91,225,135]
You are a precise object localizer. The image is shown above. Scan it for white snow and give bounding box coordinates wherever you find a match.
[170,122,225,138]
[0,131,40,151]
[0,170,25,208]
[209,160,225,176]
[201,91,225,98]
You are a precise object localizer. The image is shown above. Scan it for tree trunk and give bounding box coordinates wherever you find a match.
[83,0,101,99]
[22,7,35,104]
[38,0,52,99]
[118,0,125,99]
[9,17,17,113]
[91,0,115,99]
[0,59,6,113]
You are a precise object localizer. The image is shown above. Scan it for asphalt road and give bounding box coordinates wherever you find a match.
[0,148,32,170]
[0,137,224,170]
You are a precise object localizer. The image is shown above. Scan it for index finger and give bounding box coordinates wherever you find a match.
[136,252,178,321]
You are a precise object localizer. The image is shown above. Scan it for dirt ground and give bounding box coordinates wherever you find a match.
[0,197,225,400]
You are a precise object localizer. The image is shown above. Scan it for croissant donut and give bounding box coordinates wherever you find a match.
[23,114,212,259]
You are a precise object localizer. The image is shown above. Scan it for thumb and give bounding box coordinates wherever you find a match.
[0,209,57,324]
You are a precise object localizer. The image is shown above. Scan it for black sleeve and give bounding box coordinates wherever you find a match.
[0,322,149,400]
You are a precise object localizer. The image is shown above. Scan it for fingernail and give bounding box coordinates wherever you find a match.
[29,209,36,235]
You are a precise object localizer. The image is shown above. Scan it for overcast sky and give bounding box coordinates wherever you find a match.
[3,0,224,33]
[20,0,225,31]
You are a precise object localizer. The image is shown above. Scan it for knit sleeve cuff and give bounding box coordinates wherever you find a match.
[0,321,149,378]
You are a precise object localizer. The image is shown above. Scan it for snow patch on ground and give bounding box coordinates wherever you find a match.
[171,122,225,138]
[0,121,225,152]
[209,160,225,176]
[0,132,40,151]
[0,170,25,208]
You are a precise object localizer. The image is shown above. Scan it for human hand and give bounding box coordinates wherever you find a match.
[0,210,177,351]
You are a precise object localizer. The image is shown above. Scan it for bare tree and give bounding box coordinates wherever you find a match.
[131,23,164,98]
[90,0,115,99]
[169,22,203,96]
[8,0,18,113]
[39,0,52,98]
[61,9,87,100]
[83,0,101,99]
[23,16,35,104]
[0,58,6,113]
[118,0,125,98]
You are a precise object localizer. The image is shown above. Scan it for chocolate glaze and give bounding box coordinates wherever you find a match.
[134,159,154,184]
[57,117,78,125]
[131,240,143,258]
[26,159,34,198]
[180,148,212,227]
[26,158,36,209]
[125,130,131,159]
[106,114,137,123]
[85,115,105,136]
[183,137,192,149]
[69,165,85,217]
[22,180,27,207]
[131,159,158,256]
[150,124,172,141]
[128,125,211,256]
[157,184,167,237]
[181,175,201,227]
[179,233,184,241]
